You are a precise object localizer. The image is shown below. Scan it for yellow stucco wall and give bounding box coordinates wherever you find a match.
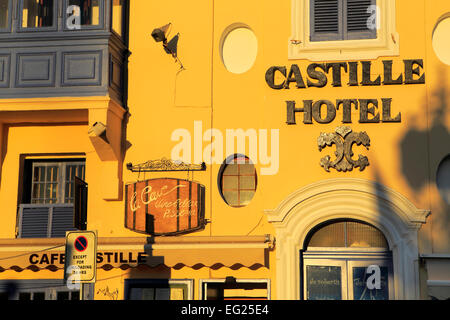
[0,0,449,300]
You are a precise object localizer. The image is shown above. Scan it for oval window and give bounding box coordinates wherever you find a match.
[218,155,257,207]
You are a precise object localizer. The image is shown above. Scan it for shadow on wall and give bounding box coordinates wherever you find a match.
[400,69,450,193]
[398,68,450,300]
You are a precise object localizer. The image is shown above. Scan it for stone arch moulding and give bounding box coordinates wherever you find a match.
[264,178,430,300]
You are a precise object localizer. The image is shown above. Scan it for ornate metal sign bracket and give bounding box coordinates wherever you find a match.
[126,158,206,172]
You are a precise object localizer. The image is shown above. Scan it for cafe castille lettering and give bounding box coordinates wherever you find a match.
[124,178,206,236]
[265,59,425,125]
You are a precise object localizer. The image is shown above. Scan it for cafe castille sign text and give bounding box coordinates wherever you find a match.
[125,178,206,236]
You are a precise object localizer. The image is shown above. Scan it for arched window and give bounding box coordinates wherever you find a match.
[305,220,389,249]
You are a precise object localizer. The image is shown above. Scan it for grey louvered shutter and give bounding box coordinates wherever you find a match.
[19,206,50,238]
[310,0,342,41]
[310,0,377,42]
[345,0,377,40]
[51,205,76,238]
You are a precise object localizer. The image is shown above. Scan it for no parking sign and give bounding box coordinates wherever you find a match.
[64,230,97,284]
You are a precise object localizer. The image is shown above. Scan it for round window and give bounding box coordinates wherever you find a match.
[218,155,257,207]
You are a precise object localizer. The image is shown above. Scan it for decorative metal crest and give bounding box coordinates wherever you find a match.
[318,126,370,172]
[126,158,206,172]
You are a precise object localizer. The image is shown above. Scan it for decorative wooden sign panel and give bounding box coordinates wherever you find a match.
[125,178,205,236]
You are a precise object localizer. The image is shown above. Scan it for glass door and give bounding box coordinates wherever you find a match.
[347,260,393,300]
[304,259,347,300]
[303,258,393,300]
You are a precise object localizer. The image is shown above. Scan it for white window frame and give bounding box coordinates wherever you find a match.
[303,258,348,300]
[289,0,399,61]
[30,160,85,204]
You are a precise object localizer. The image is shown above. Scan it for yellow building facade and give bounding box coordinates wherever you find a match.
[0,0,449,300]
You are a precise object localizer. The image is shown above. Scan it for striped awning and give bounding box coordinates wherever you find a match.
[0,236,273,272]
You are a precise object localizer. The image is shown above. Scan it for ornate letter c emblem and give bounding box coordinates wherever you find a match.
[318,126,370,172]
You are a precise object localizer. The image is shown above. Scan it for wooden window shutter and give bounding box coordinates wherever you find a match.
[51,206,77,237]
[18,204,77,238]
[345,0,377,40]
[310,0,342,41]
[73,177,88,231]
[19,206,50,238]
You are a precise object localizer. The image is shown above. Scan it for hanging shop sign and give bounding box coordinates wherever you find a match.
[124,178,206,236]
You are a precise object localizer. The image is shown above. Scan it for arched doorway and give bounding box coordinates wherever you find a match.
[265,178,430,300]
[301,219,393,300]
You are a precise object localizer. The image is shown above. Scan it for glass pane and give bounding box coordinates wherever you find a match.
[39,182,45,199]
[33,292,45,300]
[57,291,69,300]
[155,288,170,300]
[65,180,72,202]
[141,288,155,300]
[239,191,255,206]
[222,176,238,189]
[240,176,255,190]
[51,183,58,200]
[22,0,54,28]
[66,165,74,182]
[223,163,238,175]
[352,266,389,300]
[19,292,32,300]
[32,183,39,199]
[346,222,388,248]
[70,291,80,300]
[308,222,346,247]
[68,0,100,26]
[0,0,9,28]
[34,166,44,182]
[239,164,255,175]
[79,164,85,180]
[112,0,123,36]
[223,191,238,206]
[47,166,58,182]
[306,266,342,300]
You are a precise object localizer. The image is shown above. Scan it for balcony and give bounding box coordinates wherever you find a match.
[0,1,130,200]
[0,0,129,106]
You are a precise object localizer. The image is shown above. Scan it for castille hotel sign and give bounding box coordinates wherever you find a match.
[265,59,425,171]
[125,178,206,236]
